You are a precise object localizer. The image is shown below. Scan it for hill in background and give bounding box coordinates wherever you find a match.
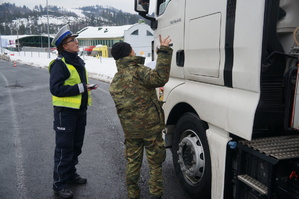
[0,3,147,35]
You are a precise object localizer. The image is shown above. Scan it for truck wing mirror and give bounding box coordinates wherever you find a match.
[134,0,157,29]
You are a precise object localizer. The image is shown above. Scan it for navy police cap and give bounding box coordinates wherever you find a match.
[51,24,78,47]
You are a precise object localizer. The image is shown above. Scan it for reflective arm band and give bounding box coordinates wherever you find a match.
[78,83,84,93]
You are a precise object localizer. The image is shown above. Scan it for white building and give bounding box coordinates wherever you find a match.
[77,22,154,57]
[124,23,154,57]
[0,35,22,48]
[0,34,54,52]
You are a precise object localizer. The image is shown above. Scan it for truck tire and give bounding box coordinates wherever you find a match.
[172,113,211,199]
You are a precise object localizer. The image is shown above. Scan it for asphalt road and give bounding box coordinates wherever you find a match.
[0,60,190,199]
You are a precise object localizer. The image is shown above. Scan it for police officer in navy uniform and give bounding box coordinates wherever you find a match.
[49,25,98,199]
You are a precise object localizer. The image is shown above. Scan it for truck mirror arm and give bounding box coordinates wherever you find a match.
[139,13,158,30]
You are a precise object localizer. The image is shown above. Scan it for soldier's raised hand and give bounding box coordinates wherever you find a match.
[159,35,172,47]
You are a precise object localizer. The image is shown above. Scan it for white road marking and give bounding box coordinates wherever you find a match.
[0,72,28,199]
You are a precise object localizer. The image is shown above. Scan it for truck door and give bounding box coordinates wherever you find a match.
[155,0,186,79]
[184,0,224,84]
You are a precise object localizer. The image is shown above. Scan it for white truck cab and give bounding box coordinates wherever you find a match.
[135,0,299,198]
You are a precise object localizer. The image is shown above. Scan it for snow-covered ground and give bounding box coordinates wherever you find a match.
[3,50,152,83]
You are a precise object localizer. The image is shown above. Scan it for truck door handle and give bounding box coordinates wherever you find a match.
[176,50,184,67]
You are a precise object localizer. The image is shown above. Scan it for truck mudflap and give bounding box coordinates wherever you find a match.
[235,135,299,199]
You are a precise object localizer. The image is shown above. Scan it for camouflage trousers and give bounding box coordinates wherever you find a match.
[125,132,166,199]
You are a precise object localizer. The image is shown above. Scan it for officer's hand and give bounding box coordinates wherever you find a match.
[87,84,98,91]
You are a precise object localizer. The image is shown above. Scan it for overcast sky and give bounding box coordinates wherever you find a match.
[3,0,137,13]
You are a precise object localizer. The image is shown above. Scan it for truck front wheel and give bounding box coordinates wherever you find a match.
[172,113,211,199]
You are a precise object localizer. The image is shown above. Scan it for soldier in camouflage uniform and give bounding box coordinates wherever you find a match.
[109,35,173,199]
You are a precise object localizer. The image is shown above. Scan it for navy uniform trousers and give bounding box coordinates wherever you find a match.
[53,107,87,191]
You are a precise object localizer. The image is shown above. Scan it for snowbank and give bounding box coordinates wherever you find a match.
[4,50,151,83]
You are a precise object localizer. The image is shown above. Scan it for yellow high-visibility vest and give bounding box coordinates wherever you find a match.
[49,57,91,109]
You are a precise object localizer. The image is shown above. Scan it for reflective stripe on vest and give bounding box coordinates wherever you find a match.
[49,57,91,109]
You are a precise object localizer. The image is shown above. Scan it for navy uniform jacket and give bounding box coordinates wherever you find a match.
[49,50,88,110]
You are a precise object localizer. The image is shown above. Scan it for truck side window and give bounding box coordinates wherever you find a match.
[158,0,171,16]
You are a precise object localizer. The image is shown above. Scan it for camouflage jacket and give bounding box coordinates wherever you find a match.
[109,45,173,139]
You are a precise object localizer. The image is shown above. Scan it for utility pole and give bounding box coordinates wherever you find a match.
[0,30,2,54]
[46,0,50,58]
[16,26,19,54]
[40,27,43,48]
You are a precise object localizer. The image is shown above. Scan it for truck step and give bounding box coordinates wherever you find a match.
[239,135,299,160]
[237,174,268,195]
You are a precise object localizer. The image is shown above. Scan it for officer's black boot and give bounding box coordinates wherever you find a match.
[151,196,161,199]
[54,188,73,199]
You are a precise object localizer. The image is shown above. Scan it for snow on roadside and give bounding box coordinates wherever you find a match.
[5,51,151,83]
